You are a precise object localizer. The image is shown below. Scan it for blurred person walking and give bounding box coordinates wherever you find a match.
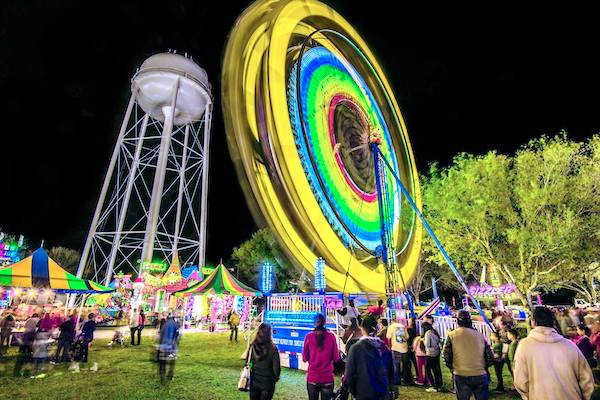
[158,314,180,383]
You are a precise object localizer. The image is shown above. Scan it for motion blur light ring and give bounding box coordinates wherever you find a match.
[222,0,422,293]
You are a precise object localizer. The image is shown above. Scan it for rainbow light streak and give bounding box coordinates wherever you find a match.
[288,46,401,252]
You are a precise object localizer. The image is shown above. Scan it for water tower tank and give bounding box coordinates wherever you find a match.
[132,52,212,126]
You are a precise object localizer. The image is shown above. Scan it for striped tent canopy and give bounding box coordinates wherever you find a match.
[175,263,261,297]
[0,247,114,293]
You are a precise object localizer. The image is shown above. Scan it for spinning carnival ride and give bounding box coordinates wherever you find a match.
[223,0,493,331]
[222,0,422,297]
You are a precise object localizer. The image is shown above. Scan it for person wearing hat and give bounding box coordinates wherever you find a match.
[442,310,494,399]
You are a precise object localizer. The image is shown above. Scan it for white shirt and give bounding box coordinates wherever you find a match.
[341,306,359,326]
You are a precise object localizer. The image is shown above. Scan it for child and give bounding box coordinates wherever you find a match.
[506,328,520,392]
[412,333,429,386]
[32,330,53,378]
[107,328,124,348]
[490,331,505,392]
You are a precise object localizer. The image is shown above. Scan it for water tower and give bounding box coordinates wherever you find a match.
[75,52,213,286]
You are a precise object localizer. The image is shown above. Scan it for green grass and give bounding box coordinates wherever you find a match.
[0,332,517,399]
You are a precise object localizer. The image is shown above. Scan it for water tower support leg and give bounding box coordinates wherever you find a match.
[140,78,180,270]
[198,102,213,268]
[104,114,150,286]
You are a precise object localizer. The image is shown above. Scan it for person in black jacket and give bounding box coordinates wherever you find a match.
[54,315,75,362]
[345,316,395,400]
[80,313,97,363]
[249,323,281,400]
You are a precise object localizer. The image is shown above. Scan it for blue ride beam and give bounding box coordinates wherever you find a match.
[373,145,495,332]
[372,143,417,320]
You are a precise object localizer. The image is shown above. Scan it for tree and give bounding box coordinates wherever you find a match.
[231,229,303,291]
[49,246,81,272]
[553,135,600,302]
[421,134,598,309]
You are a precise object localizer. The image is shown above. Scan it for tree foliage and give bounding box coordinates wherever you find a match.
[231,229,303,291]
[49,246,81,273]
[421,134,599,309]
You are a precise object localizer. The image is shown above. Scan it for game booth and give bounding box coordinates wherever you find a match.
[174,262,261,331]
[0,247,114,341]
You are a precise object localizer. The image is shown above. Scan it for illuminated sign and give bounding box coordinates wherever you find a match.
[469,284,516,297]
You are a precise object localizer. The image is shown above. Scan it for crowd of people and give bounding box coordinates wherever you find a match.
[0,309,99,377]
[241,302,600,400]
[5,300,600,399]
[0,304,184,381]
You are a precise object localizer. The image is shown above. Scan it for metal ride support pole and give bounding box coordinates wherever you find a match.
[197,102,212,269]
[371,143,416,320]
[172,125,190,254]
[104,115,150,286]
[140,78,180,270]
[373,146,495,331]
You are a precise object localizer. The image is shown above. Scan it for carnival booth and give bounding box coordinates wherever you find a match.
[0,247,113,338]
[174,263,261,331]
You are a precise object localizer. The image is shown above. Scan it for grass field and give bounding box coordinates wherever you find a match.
[0,331,518,399]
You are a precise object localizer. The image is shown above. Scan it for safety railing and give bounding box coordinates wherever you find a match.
[417,315,493,342]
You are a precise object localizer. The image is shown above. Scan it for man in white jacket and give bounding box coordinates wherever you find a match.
[514,306,594,400]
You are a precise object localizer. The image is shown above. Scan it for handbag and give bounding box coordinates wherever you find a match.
[238,345,253,391]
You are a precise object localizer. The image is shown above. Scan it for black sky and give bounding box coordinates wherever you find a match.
[0,1,598,265]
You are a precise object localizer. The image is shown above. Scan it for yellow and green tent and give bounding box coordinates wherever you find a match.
[174,263,261,297]
[0,247,114,293]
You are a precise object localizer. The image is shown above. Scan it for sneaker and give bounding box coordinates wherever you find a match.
[35,373,46,379]
[49,361,57,365]
[90,362,98,372]
[415,382,424,386]
[425,387,438,393]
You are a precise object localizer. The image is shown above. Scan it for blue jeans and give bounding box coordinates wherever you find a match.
[454,374,489,400]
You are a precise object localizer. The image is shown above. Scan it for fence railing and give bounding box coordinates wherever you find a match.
[418,316,493,342]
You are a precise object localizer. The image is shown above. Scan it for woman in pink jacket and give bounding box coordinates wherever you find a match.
[302,314,340,400]
[412,333,429,386]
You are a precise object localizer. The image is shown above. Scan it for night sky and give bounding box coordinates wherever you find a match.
[0,1,598,267]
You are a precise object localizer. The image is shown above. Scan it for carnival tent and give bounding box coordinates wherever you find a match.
[0,247,113,293]
[174,263,261,297]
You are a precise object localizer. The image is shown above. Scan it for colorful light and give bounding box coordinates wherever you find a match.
[266,310,320,325]
[468,284,517,297]
[221,0,423,294]
[288,46,402,252]
[259,261,274,295]
[314,258,326,293]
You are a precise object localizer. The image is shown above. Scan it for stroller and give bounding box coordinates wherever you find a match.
[71,337,87,362]
[333,351,349,400]
[333,383,349,400]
